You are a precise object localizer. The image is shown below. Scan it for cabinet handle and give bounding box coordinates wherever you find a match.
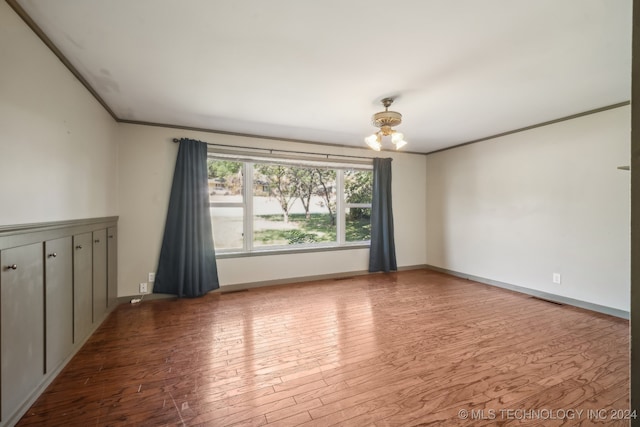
[5,264,17,271]
[94,239,100,243]
[75,245,82,250]
[108,235,114,238]
[48,252,57,258]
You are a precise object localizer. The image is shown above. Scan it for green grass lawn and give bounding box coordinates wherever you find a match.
[254,213,370,245]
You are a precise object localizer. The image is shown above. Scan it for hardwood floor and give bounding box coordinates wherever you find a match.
[18,269,630,426]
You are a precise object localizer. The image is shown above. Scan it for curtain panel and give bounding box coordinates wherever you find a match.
[368,157,397,273]
[154,138,220,297]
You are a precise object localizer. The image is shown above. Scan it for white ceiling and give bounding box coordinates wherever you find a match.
[14,0,632,153]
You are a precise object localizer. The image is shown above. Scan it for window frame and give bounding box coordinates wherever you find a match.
[208,152,372,257]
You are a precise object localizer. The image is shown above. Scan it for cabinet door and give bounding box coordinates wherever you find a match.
[1,243,44,422]
[73,233,93,344]
[93,229,107,322]
[107,226,118,308]
[45,237,73,374]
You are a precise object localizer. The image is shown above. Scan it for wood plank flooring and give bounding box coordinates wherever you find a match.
[18,269,630,426]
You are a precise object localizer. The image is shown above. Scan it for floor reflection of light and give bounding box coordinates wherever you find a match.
[208,283,381,394]
[302,283,379,381]
[337,293,376,359]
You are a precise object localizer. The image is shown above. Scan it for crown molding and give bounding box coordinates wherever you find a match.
[6,0,119,120]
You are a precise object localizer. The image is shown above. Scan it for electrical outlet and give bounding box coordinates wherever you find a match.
[148,272,155,282]
[552,273,562,284]
[139,282,148,293]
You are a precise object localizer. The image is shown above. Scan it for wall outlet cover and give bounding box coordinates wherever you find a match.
[139,282,148,293]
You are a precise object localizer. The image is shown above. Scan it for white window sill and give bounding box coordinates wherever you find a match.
[216,243,370,259]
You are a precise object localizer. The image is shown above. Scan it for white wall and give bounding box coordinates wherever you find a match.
[0,2,118,225]
[426,106,630,311]
[117,123,427,296]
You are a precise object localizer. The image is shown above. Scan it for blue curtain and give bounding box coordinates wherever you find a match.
[368,157,397,273]
[154,138,220,297]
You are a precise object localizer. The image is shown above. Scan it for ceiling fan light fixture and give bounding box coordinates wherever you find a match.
[394,139,407,150]
[391,132,404,144]
[365,134,382,151]
[365,98,408,151]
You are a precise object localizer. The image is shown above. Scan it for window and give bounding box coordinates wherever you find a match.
[344,169,373,242]
[208,154,372,254]
[208,160,244,251]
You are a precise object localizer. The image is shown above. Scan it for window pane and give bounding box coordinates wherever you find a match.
[211,207,243,250]
[346,207,371,242]
[344,170,373,204]
[253,164,337,247]
[208,159,243,203]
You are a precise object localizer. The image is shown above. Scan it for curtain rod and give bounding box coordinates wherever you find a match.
[172,138,373,161]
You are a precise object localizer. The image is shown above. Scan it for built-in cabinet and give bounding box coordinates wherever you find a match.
[0,217,118,427]
[45,236,73,374]
[107,226,117,308]
[0,243,44,424]
[93,229,107,322]
[74,232,93,344]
